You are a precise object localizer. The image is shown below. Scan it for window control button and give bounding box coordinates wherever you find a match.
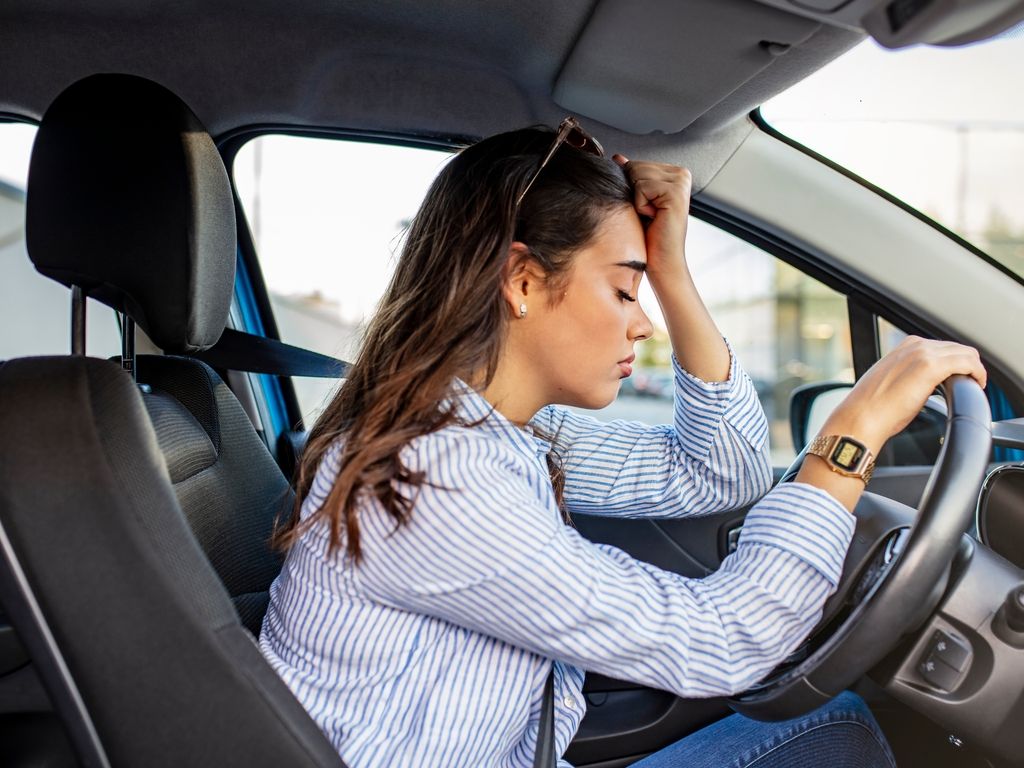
[931,630,970,671]
[918,652,961,692]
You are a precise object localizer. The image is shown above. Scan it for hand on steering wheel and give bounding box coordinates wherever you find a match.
[796,336,986,513]
[729,338,991,721]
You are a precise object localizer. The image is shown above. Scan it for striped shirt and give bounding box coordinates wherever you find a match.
[259,350,855,767]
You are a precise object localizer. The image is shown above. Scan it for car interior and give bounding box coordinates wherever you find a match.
[2,1,1024,767]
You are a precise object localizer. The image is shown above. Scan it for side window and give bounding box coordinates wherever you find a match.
[0,122,121,360]
[232,136,854,461]
[587,219,853,466]
[233,136,449,424]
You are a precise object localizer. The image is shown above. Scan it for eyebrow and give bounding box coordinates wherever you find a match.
[615,260,647,273]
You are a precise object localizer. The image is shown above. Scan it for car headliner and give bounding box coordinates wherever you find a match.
[0,0,862,187]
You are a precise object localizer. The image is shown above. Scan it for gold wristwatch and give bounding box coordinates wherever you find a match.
[806,435,876,484]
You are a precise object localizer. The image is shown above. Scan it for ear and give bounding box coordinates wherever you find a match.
[502,241,545,317]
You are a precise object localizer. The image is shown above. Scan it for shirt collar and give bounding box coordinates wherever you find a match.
[447,380,553,461]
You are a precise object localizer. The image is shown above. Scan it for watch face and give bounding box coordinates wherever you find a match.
[831,438,866,470]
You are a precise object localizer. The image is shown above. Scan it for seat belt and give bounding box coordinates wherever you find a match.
[533,668,557,768]
[191,328,349,378]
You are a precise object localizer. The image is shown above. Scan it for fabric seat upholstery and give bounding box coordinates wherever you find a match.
[0,356,344,766]
[136,354,290,634]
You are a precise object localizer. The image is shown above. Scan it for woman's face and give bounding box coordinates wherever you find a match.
[523,205,654,410]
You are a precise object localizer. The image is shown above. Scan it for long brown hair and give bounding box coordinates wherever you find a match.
[275,125,633,560]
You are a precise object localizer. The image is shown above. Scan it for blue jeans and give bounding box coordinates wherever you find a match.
[631,692,896,768]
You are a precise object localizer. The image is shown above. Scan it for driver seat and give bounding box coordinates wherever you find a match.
[0,74,346,766]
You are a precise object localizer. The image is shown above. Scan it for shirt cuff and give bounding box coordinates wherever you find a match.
[672,342,769,460]
[737,482,856,586]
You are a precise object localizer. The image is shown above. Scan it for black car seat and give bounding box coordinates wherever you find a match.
[0,74,345,766]
[26,73,292,638]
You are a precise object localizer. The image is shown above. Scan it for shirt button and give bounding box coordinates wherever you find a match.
[562,695,575,709]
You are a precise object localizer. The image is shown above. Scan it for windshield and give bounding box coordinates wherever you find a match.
[761,34,1024,282]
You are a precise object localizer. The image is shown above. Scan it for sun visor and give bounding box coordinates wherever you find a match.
[553,0,819,134]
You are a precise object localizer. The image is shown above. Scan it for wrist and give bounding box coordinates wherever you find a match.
[818,414,886,456]
[646,261,688,289]
[806,433,877,485]
[647,262,698,312]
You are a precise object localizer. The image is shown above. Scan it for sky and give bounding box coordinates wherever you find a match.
[2,33,1021,327]
[233,137,447,325]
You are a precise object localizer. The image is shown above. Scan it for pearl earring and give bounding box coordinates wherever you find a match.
[519,303,527,318]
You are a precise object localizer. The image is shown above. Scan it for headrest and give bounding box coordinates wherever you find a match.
[26,74,236,354]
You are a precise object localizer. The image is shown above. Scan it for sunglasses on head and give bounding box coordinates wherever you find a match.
[515,116,605,208]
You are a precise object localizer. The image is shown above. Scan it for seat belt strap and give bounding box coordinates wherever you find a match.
[533,668,557,768]
[191,328,349,378]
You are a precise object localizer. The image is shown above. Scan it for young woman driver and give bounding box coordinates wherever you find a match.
[259,120,986,767]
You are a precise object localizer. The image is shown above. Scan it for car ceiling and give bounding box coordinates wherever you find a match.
[0,0,863,185]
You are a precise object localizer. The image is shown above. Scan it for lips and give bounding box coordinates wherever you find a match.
[618,353,635,378]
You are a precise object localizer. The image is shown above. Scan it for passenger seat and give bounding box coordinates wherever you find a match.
[0,73,346,765]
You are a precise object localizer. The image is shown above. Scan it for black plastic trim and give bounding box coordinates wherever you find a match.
[848,300,881,379]
[217,124,474,156]
[0,113,38,126]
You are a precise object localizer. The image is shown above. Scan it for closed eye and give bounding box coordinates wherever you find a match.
[617,289,637,302]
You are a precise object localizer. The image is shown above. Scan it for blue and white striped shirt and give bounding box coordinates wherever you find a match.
[259,350,855,767]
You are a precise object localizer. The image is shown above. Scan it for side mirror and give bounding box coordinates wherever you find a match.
[790,381,947,466]
[789,382,854,451]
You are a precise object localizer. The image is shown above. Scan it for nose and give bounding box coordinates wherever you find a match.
[630,302,654,342]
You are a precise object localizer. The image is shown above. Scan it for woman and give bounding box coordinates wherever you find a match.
[259,120,985,767]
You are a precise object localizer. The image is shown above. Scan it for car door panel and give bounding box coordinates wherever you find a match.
[567,685,728,766]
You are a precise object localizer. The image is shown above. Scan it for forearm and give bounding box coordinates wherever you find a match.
[648,264,731,383]
[537,347,771,519]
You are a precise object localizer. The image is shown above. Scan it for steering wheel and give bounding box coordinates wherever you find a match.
[728,374,992,720]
